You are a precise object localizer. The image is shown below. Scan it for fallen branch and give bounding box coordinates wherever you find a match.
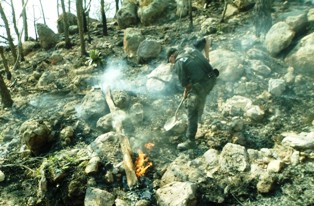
[105,86,138,188]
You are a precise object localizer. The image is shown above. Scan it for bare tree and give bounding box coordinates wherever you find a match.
[38,0,47,25]
[10,0,25,62]
[0,46,12,80]
[0,46,13,108]
[76,0,86,56]
[115,0,119,16]
[101,0,108,36]
[188,0,193,31]
[0,74,13,108]
[60,0,72,48]
[0,2,17,61]
[32,4,38,40]
[22,0,29,41]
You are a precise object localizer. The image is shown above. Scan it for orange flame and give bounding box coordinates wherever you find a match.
[135,149,153,177]
[144,143,155,150]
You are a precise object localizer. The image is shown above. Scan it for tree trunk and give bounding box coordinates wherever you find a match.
[39,0,47,25]
[115,0,119,16]
[100,0,108,36]
[60,0,72,49]
[32,4,38,40]
[0,74,13,108]
[22,0,29,41]
[0,2,17,61]
[10,0,24,62]
[76,0,86,56]
[188,0,193,32]
[0,47,11,80]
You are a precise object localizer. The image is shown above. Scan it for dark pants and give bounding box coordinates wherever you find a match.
[185,77,216,140]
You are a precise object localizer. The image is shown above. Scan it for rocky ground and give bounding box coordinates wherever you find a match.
[0,1,314,206]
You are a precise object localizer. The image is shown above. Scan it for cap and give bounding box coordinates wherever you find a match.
[167,48,178,62]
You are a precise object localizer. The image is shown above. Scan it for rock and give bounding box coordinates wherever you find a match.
[285,32,314,76]
[76,89,108,122]
[123,28,145,58]
[135,199,150,206]
[256,173,274,193]
[222,95,252,116]
[0,170,5,182]
[268,78,286,96]
[203,149,219,167]
[60,126,74,145]
[138,0,168,25]
[84,187,115,206]
[265,21,295,56]
[129,103,144,125]
[209,49,244,82]
[146,63,178,94]
[116,1,139,29]
[115,199,129,206]
[36,23,59,50]
[249,60,272,77]
[308,8,314,22]
[57,12,77,33]
[85,156,101,174]
[233,0,255,9]
[22,41,40,56]
[245,105,264,121]
[281,132,314,150]
[19,119,53,155]
[283,66,295,84]
[87,132,121,164]
[111,90,131,109]
[224,3,239,19]
[160,154,206,187]
[156,181,197,206]
[219,143,249,173]
[285,13,308,34]
[137,39,162,63]
[267,159,283,173]
[96,113,113,133]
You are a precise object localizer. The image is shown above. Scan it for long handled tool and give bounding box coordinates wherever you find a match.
[164,97,185,131]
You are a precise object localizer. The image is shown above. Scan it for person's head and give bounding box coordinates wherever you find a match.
[193,38,206,51]
[167,48,178,63]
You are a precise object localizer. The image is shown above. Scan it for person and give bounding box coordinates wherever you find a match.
[167,37,218,151]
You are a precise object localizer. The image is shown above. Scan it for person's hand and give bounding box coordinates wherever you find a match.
[184,84,192,99]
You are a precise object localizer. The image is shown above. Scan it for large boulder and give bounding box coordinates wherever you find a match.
[76,89,109,122]
[19,119,53,155]
[123,28,145,58]
[57,12,77,33]
[138,0,168,25]
[209,49,244,82]
[116,1,139,29]
[285,32,314,76]
[36,23,59,50]
[137,39,162,63]
[264,21,295,56]
[146,63,178,94]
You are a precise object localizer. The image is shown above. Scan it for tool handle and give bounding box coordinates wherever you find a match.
[174,97,185,118]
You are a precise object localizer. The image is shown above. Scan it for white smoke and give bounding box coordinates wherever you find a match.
[98,58,148,95]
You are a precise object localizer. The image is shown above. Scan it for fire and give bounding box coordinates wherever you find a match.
[135,149,153,177]
[144,142,155,150]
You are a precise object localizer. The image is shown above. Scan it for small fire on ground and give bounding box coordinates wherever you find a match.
[135,143,154,177]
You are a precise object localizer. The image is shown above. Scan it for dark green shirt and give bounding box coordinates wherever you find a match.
[174,48,213,87]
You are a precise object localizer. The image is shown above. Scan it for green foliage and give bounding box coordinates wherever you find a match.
[85,49,103,67]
